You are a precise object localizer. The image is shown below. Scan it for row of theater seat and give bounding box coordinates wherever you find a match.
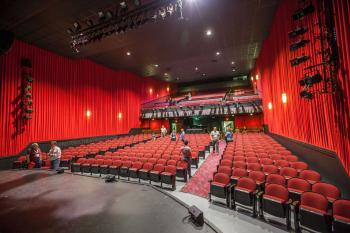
[209,133,349,233]
[71,158,189,190]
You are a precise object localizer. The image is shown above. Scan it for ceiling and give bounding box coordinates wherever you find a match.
[0,0,279,83]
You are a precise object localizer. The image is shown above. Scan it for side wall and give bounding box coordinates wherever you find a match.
[0,40,169,156]
[253,0,350,175]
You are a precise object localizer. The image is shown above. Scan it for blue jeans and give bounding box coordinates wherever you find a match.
[51,159,60,170]
[34,159,42,168]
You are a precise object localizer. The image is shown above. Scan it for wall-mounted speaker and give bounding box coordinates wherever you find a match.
[0,30,15,55]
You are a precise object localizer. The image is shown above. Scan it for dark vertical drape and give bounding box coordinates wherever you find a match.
[253,0,350,175]
[0,40,170,155]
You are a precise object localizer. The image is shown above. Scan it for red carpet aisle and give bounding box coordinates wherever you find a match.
[181,140,226,198]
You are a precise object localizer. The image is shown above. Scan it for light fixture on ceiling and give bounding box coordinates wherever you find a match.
[231,61,235,65]
[216,51,221,56]
[206,29,212,36]
[164,73,168,76]
[153,64,159,67]
[232,68,236,72]
[202,73,206,77]
[126,51,131,56]
[195,67,199,71]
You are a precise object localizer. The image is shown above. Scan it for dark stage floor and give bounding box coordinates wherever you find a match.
[0,170,217,233]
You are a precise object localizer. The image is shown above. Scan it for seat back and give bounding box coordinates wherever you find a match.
[232,168,248,178]
[157,159,167,165]
[299,170,321,183]
[153,164,165,172]
[266,174,286,186]
[263,165,278,174]
[291,161,308,171]
[213,173,230,185]
[333,199,350,219]
[236,177,256,191]
[265,184,288,201]
[132,161,143,169]
[247,163,261,171]
[164,165,177,174]
[301,191,328,212]
[248,171,265,183]
[142,162,154,170]
[312,182,341,201]
[280,167,298,178]
[217,166,231,176]
[167,159,177,166]
[288,178,311,191]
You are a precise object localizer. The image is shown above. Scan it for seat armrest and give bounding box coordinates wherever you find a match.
[256,191,264,198]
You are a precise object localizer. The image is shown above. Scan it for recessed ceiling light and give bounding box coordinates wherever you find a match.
[164,73,168,76]
[232,69,236,72]
[216,51,221,56]
[231,61,235,65]
[206,29,212,36]
[126,51,131,56]
[153,64,159,67]
[195,67,199,71]
[176,77,180,80]
[202,73,206,77]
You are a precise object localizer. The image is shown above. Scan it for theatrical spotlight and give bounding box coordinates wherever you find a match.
[299,73,322,87]
[292,3,315,20]
[289,39,310,51]
[300,90,313,99]
[288,27,308,39]
[290,55,310,66]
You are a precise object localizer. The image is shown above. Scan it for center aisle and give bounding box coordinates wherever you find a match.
[181,140,226,198]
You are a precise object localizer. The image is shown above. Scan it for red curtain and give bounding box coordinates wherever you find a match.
[0,40,170,155]
[253,0,350,175]
[234,114,264,129]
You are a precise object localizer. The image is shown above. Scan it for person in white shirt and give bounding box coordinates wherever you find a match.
[210,127,220,154]
[160,125,167,137]
[48,141,61,171]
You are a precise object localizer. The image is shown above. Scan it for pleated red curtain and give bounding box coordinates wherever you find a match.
[0,40,170,155]
[253,0,350,175]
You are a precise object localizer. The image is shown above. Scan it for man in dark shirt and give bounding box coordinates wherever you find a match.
[181,140,192,178]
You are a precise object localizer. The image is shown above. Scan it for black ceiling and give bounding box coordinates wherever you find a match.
[0,0,279,83]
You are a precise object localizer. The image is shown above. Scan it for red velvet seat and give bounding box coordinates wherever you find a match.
[230,168,248,185]
[260,158,273,166]
[261,184,291,229]
[100,159,112,175]
[91,159,104,175]
[266,174,286,186]
[119,160,132,178]
[233,156,245,162]
[160,165,177,190]
[13,156,27,169]
[248,171,266,189]
[275,160,289,169]
[299,169,321,185]
[81,158,95,174]
[149,164,165,183]
[139,162,154,182]
[157,159,167,165]
[247,163,261,172]
[176,160,189,182]
[216,166,232,176]
[295,192,331,233]
[71,158,86,173]
[290,161,308,173]
[285,155,298,162]
[287,178,310,201]
[333,199,350,233]
[262,165,278,176]
[166,159,177,166]
[246,157,259,164]
[128,161,143,180]
[280,167,298,180]
[220,159,233,167]
[233,177,258,216]
[232,161,246,169]
[312,182,341,203]
[209,173,231,206]
[109,160,122,175]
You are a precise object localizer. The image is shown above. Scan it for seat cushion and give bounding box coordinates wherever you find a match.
[211,182,227,188]
[263,194,286,204]
[235,186,254,193]
[300,205,327,215]
[288,188,303,194]
[333,215,350,223]
[162,172,175,176]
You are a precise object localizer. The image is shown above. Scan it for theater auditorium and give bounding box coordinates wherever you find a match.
[0,0,349,233]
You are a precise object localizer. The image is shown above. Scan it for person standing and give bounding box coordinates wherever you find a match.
[210,127,220,154]
[180,128,186,142]
[180,140,192,178]
[48,141,61,171]
[26,143,42,168]
[225,128,233,143]
[170,130,177,141]
[160,125,167,137]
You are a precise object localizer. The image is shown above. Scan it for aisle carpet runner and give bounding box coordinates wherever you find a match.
[181,140,226,198]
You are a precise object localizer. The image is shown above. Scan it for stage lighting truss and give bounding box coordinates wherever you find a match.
[69,0,184,53]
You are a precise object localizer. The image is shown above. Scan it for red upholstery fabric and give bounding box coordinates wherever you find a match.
[280,167,298,178]
[300,192,328,214]
[299,170,321,184]
[247,163,261,172]
[333,199,350,220]
[217,166,232,176]
[213,173,230,185]
[265,184,289,201]
[312,182,341,202]
[266,174,286,186]
[236,177,256,192]
[249,171,266,183]
[288,178,311,193]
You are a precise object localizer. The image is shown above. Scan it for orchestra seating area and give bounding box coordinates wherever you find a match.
[71,134,211,190]
[209,133,349,233]
[12,134,154,170]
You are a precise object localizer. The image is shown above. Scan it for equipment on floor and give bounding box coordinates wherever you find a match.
[56,168,65,174]
[105,175,116,183]
[188,205,204,226]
